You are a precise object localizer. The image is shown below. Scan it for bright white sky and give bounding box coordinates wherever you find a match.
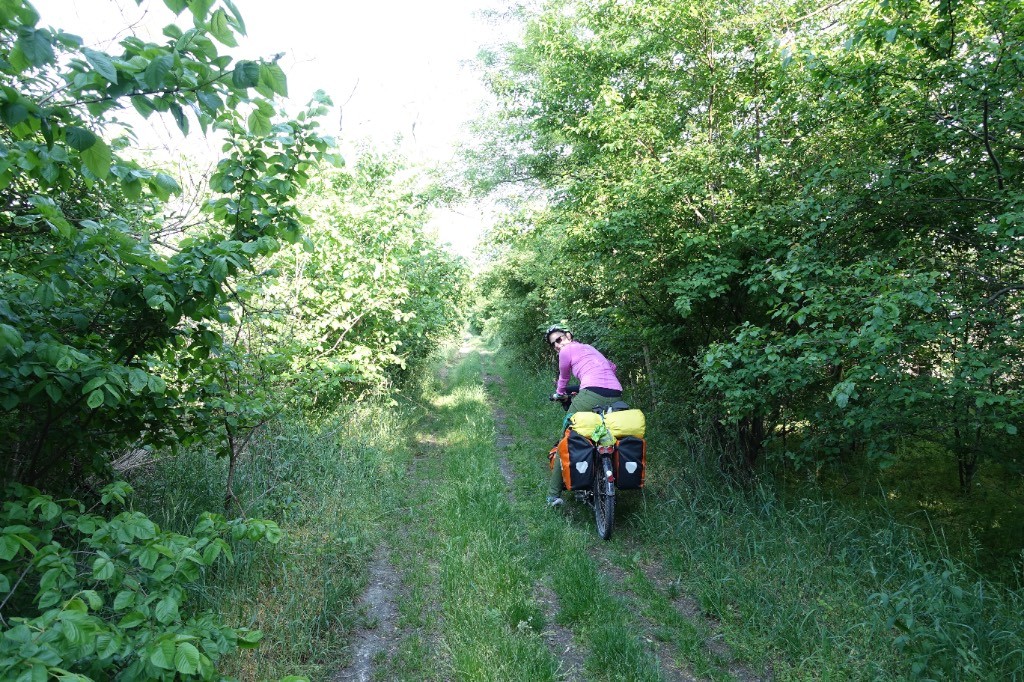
[33,0,511,259]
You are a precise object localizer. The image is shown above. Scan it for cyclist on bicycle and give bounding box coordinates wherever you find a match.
[545,325,623,507]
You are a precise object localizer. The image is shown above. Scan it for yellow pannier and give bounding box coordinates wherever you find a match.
[604,409,646,439]
[568,411,603,440]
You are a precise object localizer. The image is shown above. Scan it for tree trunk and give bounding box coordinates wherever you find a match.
[224,427,239,512]
[642,343,658,406]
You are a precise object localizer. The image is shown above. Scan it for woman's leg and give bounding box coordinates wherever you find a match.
[568,389,619,417]
[548,458,564,496]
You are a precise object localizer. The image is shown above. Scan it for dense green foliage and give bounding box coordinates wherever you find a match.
[472,0,1024,487]
[0,0,469,678]
[1,482,280,681]
[250,152,471,410]
[0,0,332,485]
[0,0,468,487]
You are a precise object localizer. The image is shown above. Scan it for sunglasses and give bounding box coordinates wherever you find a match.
[549,335,566,347]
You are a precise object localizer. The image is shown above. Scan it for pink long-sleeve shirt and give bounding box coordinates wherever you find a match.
[556,342,622,395]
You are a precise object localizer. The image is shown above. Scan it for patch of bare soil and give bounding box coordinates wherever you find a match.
[484,371,517,498]
[330,545,402,682]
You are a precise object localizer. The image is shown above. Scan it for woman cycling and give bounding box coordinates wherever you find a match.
[545,325,623,507]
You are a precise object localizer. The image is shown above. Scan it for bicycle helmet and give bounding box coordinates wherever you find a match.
[544,325,569,343]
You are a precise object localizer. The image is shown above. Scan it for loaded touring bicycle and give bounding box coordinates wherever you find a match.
[550,389,646,540]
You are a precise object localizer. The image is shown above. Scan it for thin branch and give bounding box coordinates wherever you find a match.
[0,562,34,624]
[982,97,1005,191]
[314,307,375,360]
[979,285,1024,309]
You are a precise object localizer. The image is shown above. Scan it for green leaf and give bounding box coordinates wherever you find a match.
[62,618,83,645]
[0,535,20,561]
[96,631,121,659]
[248,110,272,136]
[186,0,215,22]
[155,594,179,624]
[152,172,181,200]
[144,54,174,90]
[164,0,188,15]
[259,62,288,97]
[1,101,29,127]
[170,103,189,135]
[82,589,103,610]
[128,369,149,393]
[80,138,112,179]
[17,27,54,67]
[92,553,116,580]
[150,638,177,670]
[65,126,98,151]
[82,47,118,83]
[87,389,105,409]
[44,382,63,403]
[113,590,136,610]
[82,376,107,393]
[222,0,247,35]
[231,60,260,89]
[201,541,222,564]
[40,116,54,147]
[124,177,143,200]
[208,9,237,47]
[39,589,61,608]
[148,375,167,394]
[119,611,146,629]
[174,642,201,675]
[236,629,263,649]
[131,95,156,118]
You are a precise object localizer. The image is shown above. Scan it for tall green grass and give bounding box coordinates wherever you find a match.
[123,337,1024,680]
[397,345,561,680]
[488,345,1024,681]
[131,400,421,680]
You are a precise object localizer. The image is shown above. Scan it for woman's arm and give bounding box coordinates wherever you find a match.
[556,346,573,394]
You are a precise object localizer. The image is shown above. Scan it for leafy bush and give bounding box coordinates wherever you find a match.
[472,0,1024,484]
[0,0,331,488]
[0,482,282,681]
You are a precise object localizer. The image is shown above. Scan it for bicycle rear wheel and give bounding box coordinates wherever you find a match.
[594,455,615,540]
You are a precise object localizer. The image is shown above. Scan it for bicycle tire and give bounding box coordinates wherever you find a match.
[594,455,615,540]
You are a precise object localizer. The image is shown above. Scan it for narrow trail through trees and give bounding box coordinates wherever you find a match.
[333,345,770,681]
[485,361,588,680]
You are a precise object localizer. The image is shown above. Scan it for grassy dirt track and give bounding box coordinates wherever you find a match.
[334,339,764,682]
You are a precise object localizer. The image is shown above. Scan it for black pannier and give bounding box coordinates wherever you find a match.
[614,436,646,489]
[553,429,596,490]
